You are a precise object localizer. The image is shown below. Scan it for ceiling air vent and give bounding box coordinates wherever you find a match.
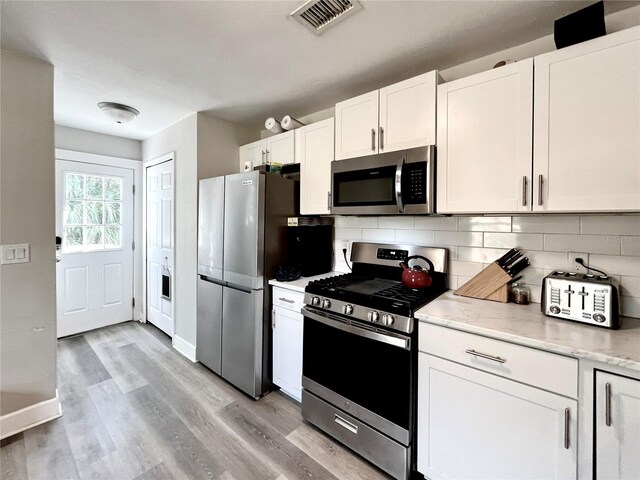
[291,0,362,35]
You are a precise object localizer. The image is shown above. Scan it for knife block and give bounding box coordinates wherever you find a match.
[454,262,511,303]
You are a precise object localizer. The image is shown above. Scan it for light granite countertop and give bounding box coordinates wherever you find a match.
[268,271,343,293]
[416,291,640,372]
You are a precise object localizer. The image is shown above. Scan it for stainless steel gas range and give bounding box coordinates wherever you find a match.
[301,242,448,480]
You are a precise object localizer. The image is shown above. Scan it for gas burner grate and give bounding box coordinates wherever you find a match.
[374,283,432,303]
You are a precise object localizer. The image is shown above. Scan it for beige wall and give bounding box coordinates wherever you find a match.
[0,51,57,415]
[55,125,142,160]
[197,113,254,179]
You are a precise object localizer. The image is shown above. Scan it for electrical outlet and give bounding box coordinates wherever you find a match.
[568,252,589,273]
[341,240,351,254]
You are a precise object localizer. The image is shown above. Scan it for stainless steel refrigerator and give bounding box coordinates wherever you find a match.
[197,170,297,398]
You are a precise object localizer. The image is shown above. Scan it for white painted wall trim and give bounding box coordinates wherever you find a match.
[54,151,144,322]
[173,334,197,362]
[0,391,62,440]
[142,152,176,336]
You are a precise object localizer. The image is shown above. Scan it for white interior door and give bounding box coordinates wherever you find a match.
[56,160,134,338]
[146,160,174,337]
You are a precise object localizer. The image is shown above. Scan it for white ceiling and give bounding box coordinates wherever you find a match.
[1,1,635,140]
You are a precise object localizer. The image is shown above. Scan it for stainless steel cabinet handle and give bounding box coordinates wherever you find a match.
[334,414,358,435]
[465,349,506,364]
[278,297,295,304]
[605,383,612,427]
[272,309,276,329]
[327,192,332,210]
[564,408,570,449]
[266,149,270,163]
[522,176,528,206]
[538,174,543,206]
[379,126,384,150]
[371,128,376,151]
[261,150,265,163]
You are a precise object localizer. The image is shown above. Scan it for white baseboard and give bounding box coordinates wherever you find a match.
[173,334,197,363]
[0,390,62,440]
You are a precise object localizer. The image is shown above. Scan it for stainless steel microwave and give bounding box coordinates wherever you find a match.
[331,145,435,215]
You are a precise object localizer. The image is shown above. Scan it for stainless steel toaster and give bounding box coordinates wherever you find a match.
[541,271,620,329]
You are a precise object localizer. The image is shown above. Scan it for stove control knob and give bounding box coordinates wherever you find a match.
[367,311,380,323]
[549,305,561,315]
[343,304,354,315]
[593,313,606,323]
[322,299,331,309]
[382,314,395,326]
[311,296,320,306]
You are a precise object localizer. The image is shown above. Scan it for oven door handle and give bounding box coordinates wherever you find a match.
[395,156,405,213]
[302,307,410,350]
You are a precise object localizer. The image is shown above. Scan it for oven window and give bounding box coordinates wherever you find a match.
[333,165,396,206]
[303,315,412,429]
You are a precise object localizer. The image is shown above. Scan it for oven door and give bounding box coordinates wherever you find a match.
[301,306,413,445]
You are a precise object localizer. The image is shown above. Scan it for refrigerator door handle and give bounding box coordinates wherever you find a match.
[199,275,226,287]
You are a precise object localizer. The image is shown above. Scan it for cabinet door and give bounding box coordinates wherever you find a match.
[239,139,267,170]
[297,118,334,215]
[267,131,295,165]
[335,90,379,160]
[533,27,640,212]
[272,306,303,402]
[595,371,640,480]
[436,59,533,214]
[418,353,577,480]
[379,71,437,153]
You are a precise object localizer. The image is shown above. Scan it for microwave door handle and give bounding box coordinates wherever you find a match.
[395,157,405,213]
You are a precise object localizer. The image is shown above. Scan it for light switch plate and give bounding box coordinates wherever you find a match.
[1,244,30,264]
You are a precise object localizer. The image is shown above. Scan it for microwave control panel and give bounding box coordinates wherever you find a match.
[402,162,427,204]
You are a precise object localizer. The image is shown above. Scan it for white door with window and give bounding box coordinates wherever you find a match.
[56,160,134,338]
[146,160,174,337]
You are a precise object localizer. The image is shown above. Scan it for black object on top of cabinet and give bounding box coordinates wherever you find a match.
[286,224,333,277]
[554,1,605,49]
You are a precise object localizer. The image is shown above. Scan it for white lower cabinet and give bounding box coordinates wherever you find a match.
[272,286,304,402]
[594,371,640,480]
[418,324,578,480]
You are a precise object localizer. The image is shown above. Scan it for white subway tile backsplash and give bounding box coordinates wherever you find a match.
[414,217,458,231]
[544,234,620,255]
[521,250,568,270]
[512,216,580,234]
[458,216,511,232]
[620,276,640,297]
[395,229,436,245]
[378,216,415,229]
[435,231,483,247]
[621,236,640,256]
[335,228,361,240]
[580,215,640,235]
[334,216,378,228]
[449,261,484,277]
[621,296,640,318]
[458,247,510,263]
[589,255,640,277]
[485,233,544,250]
[518,267,545,291]
[362,229,395,242]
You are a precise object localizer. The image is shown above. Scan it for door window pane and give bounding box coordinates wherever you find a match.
[63,172,124,252]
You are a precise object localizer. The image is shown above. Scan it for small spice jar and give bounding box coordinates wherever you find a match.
[510,282,530,305]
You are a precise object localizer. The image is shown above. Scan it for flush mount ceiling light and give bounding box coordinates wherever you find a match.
[97,102,140,124]
[291,0,362,35]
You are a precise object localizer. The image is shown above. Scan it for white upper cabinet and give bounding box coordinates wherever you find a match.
[437,59,533,213]
[379,71,437,153]
[239,139,267,171]
[266,130,295,165]
[533,27,640,212]
[335,71,438,160]
[239,130,295,172]
[296,118,334,215]
[335,90,379,160]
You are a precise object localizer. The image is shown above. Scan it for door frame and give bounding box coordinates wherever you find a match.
[55,148,143,323]
[142,152,176,338]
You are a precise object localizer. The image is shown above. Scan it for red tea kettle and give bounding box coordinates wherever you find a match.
[400,255,434,289]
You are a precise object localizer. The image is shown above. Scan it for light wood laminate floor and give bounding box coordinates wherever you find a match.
[1,321,389,480]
